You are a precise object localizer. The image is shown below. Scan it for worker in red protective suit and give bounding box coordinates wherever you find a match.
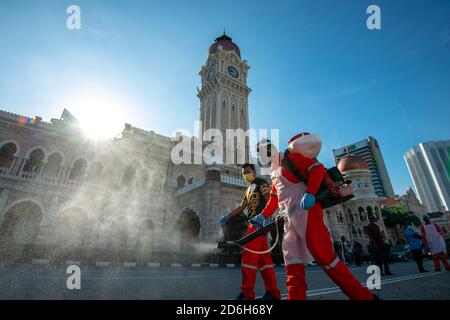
[219,163,281,300]
[252,134,376,300]
[421,215,450,272]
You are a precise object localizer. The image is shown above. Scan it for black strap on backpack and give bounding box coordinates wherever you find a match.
[281,149,308,183]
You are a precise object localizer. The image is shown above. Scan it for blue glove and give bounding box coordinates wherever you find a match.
[262,217,272,227]
[251,214,266,227]
[219,214,230,225]
[300,192,316,210]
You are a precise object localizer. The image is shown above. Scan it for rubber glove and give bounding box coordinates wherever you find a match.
[262,217,272,227]
[300,192,316,210]
[219,214,230,225]
[251,214,266,227]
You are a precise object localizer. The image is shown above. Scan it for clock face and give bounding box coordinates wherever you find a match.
[227,66,240,79]
[207,67,215,81]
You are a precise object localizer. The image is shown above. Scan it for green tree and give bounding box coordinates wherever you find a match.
[381,205,421,241]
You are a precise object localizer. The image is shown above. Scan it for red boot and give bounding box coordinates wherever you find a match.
[285,264,307,300]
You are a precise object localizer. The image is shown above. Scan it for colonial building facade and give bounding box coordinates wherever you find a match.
[0,34,252,263]
[0,34,390,263]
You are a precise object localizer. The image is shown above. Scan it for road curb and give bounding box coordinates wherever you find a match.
[124,262,137,267]
[95,261,111,267]
[31,259,49,265]
[148,262,161,268]
[22,260,286,269]
[170,263,182,268]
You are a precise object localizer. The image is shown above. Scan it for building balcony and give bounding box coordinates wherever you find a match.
[0,166,86,189]
[173,173,246,197]
[220,174,247,187]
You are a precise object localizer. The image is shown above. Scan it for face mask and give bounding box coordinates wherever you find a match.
[243,173,255,183]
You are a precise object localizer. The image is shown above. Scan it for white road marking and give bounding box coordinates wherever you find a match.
[271,271,444,299]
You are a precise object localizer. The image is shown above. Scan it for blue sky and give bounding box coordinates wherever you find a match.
[0,0,449,195]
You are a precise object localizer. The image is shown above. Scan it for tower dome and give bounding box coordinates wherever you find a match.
[209,33,241,58]
[337,155,369,172]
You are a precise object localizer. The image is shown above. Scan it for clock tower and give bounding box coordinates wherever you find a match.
[197,33,251,166]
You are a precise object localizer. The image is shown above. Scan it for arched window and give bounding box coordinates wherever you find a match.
[121,165,136,186]
[42,153,63,178]
[367,206,373,220]
[23,148,45,174]
[136,169,149,189]
[347,209,354,223]
[136,218,155,257]
[176,208,201,251]
[0,200,43,245]
[55,207,88,249]
[176,175,186,189]
[358,207,365,222]
[351,226,357,238]
[0,142,17,168]
[358,228,363,238]
[337,211,344,224]
[69,158,87,181]
[110,216,128,248]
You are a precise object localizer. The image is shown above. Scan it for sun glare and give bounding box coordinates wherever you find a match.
[68,92,129,140]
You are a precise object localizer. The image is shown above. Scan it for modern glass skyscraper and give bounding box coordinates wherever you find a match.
[404,140,450,212]
[333,136,395,198]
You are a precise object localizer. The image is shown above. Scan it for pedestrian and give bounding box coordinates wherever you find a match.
[345,241,353,265]
[420,216,450,272]
[405,225,428,273]
[353,242,363,266]
[218,163,281,300]
[334,241,343,261]
[251,134,377,300]
[367,243,375,265]
[366,215,394,276]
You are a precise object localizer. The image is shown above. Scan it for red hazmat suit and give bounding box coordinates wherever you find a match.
[261,133,374,300]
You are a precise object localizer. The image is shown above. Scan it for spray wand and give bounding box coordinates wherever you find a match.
[217,215,284,254]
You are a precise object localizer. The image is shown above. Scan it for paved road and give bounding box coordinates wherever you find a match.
[0,260,448,299]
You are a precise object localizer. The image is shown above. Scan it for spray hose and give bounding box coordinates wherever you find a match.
[241,218,280,254]
[217,215,284,255]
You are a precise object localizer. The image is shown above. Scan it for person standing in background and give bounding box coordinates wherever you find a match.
[366,215,394,276]
[421,216,450,272]
[405,225,428,273]
[345,241,353,265]
[353,242,363,266]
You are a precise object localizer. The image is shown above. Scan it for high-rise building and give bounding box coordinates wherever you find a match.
[332,136,395,198]
[404,140,450,212]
